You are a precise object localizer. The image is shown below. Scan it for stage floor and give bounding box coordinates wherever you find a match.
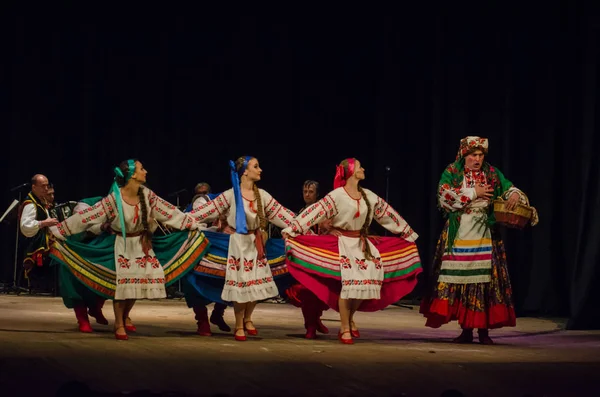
[0,295,598,397]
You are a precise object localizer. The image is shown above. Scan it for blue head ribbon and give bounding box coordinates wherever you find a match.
[110,159,137,242]
[229,156,252,233]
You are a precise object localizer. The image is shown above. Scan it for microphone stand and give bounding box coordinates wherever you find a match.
[168,188,187,210]
[384,166,390,237]
[0,185,29,295]
[383,166,413,310]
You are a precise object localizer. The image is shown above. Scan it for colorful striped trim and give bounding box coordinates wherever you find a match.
[441,237,492,283]
[225,277,274,288]
[118,277,165,284]
[163,231,210,285]
[269,264,289,277]
[194,263,226,277]
[440,259,491,280]
[440,259,491,271]
[202,253,286,267]
[441,253,492,262]
[437,274,491,284]
[192,256,289,278]
[288,255,340,277]
[342,279,383,286]
[449,246,492,253]
[49,245,116,299]
[287,238,421,263]
[452,238,493,247]
[288,246,421,282]
[384,263,423,280]
[49,232,211,298]
[286,242,422,282]
[440,268,491,276]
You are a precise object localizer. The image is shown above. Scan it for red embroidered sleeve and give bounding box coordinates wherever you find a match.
[289,194,338,236]
[438,181,474,212]
[373,196,417,241]
[55,198,108,237]
[189,192,231,225]
[148,190,197,231]
[262,190,296,229]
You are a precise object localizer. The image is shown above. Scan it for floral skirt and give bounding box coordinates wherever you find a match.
[186,231,295,305]
[419,225,516,329]
[49,230,209,300]
[286,235,422,312]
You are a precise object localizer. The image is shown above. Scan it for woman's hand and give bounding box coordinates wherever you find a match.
[328,229,342,237]
[474,185,494,200]
[505,192,520,211]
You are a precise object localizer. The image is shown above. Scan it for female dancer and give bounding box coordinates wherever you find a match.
[50,159,209,340]
[283,158,422,344]
[188,156,296,341]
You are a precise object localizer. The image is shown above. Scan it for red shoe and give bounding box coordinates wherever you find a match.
[74,306,93,333]
[234,328,246,341]
[114,326,129,341]
[78,321,93,333]
[193,306,212,336]
[305,327,317,339]
[350,321,360,338]
[338,330,354,345]
[316,319,329,334]
[124,317,136,333]
[243,320,258,336]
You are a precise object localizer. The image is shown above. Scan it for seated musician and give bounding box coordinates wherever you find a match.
[19,174,59,292]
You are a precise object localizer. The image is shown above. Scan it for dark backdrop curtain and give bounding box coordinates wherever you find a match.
[1,4,598,328]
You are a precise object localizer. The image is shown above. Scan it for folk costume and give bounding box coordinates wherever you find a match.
[283,159,423,313]
[419,136,538,343]
[186,157,296,304]
[49,160,209,306]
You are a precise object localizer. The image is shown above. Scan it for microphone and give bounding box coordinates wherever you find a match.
[168,188,187,197]
[9,183,29,192]
[384,166,391,204]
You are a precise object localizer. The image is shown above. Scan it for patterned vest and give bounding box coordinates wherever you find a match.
[21,192,50,267]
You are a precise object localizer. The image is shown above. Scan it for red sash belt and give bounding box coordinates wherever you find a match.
[223,225,267,260]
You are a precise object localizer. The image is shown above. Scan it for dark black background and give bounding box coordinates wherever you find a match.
[1,3,598,328]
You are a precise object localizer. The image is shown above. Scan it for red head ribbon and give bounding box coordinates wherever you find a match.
[333,158,355,189]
